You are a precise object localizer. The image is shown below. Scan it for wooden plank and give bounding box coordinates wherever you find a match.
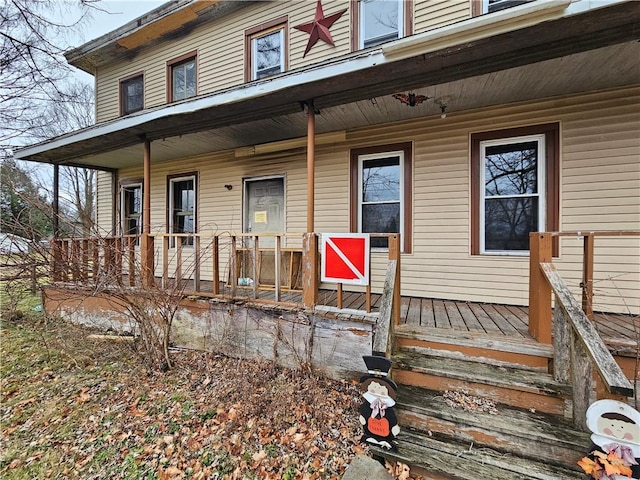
[420,299,435,328]
[493,305,529,336]
[373,259,397,357]
[540,262,633,397]
[432,300,451,329]
[406,297,422,326]
[400,296,412,325]
[337,283,343,309]
[552,306,571,384]
[343,291,365,310]
[212,236,219,295]
[455,302,486,333]
[467,303,501,334]
[443,301,467,331]
[571,327,595,431]
[480,304,521,336]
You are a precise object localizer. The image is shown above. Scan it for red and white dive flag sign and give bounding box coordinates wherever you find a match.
[321,233,370,286]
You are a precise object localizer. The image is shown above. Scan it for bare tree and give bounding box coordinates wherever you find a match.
[31,81,97,236]
[0,0,99,157]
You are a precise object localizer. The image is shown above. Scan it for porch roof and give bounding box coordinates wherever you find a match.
[14,0,640,169]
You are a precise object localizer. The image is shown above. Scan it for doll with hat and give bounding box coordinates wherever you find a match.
[359,355,400,451]
[579,399,640,479]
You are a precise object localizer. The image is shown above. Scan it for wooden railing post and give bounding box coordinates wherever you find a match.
[230,236,238,298]
[162,235,169,288]
[212,236,219,295]
[252,235,259,299]
[529,232,553,343]
[128,236,136,286]
[51,239,62,282]
[194,235,201,292]
[274,235,281,302]
[581,233,594,321]
[140,233,154,287]
[389,234,401,327]
[302,233,318,308]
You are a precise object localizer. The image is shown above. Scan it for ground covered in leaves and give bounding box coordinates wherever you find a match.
[1,315,379,479]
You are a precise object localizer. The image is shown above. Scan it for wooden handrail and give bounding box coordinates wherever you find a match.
[541,262,633,428]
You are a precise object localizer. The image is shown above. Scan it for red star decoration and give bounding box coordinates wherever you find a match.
[294,0,346,57]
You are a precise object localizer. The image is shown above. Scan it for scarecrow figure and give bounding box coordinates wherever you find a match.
[359,355,400,451]
[579,399,640,479]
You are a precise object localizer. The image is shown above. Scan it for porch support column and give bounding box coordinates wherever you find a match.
[302,101,318,307]
[140,138,154,286]
[52,163,60,237]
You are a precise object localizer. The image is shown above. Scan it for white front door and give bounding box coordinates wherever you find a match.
[244,177,284,246]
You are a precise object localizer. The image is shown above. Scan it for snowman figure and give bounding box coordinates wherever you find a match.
[359,355,400,451]
[581,399,640,479]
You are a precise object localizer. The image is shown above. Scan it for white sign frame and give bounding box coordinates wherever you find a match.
[321,233,370,286]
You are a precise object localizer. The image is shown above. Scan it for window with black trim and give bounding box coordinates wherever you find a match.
[169,174,196,247]
[350,143,412,252]
[471,124,559,255]
[121,182,142,243]
[120,74,143,115]
[245,19,287,81]
[168,53,196,102]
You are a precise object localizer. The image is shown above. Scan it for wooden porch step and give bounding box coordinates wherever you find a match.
[392,347,572,416]
[372,430,587,480]
[395,324,553,370]
[396,384,590,470]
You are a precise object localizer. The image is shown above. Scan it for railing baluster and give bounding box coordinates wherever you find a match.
[275,235,281,302]
[581,233,594,321]
[162,235,169,289]
[195,235,201,293]
[212,236,219,295]
[252,235,259,300]
[231,236,237,298]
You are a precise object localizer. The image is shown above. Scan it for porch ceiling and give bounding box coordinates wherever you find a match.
[15,1,640,170]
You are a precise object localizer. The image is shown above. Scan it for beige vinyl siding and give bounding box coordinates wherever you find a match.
[413,0,471,34]
[95,1,353,122]
[96,86,639,313]
[95,171,114,235]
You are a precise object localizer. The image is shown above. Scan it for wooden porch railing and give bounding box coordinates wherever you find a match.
[50,232,401,319]
[529,231,637,429]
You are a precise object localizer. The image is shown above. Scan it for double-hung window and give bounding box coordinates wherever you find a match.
[246,19,287,81]
[120,73,143,115]
[168,52,196,102]
[351,143,412,252]
[359,0,404,49]
[169,174,196,247]
[478,0,536,15]
[121,182,142,244]
[471,124,559,255]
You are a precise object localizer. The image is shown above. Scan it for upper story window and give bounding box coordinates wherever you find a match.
[471,124,559,255]
[358,0,404,49]
[480,0,536,14]
[350,143,412,252]
[120,73,143,115]
[121,182,142,243]
[167,51,197,102]
[245,18,287,81]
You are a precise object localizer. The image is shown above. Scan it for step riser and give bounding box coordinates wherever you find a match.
[396,337,550,370]
[393,369,570,416]
[397,409,583,471]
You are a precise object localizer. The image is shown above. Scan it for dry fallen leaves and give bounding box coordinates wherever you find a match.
[1,317,423,480]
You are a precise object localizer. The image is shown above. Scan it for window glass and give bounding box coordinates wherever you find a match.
[252,29,284,79]
[121,76,143,115]
[122,184,142,243]
[486,0,535,13]
[172,58,196,101]
[360,155,402,248]
[361,0,401,48]
[481,137,544,253]
[170,177,195,246]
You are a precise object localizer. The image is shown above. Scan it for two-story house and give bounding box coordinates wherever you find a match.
[15,1,640,476]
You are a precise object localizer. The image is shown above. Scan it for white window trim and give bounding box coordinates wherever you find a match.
[251,28,285,80]
[359,0,404,49]
[120,182,142,240]
[357,150,405,252]
[169,174,197,248]
[479,134,546,255]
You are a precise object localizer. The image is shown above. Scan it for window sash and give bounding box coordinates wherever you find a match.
[121,76,143,115]
[169,176,196,247]
[171,58,196,101]
[358,151,404,249]
[121,183,142,245]
[479,135,546,255]
[360,0,403,49]
[252,28,284,80]
[483,0,535,14]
